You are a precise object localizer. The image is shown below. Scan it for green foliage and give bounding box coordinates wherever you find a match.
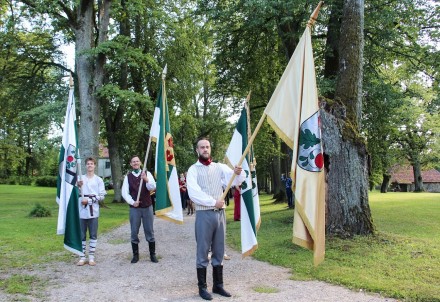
[29,203,51,218]
[34,176,57,187]
[226,192,440,301]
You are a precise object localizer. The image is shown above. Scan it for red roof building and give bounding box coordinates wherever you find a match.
[390,166,440,192]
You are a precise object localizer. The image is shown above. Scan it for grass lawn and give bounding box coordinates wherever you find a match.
[0,184,439,301]
[0,185,127,271]
[225,191,440,302]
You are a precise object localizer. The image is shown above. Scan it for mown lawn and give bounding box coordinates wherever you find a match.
[225,191,440,302]
[0,185,439,301]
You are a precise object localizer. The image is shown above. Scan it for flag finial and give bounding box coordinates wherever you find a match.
[162,64,167,80]
[307,1,323,28]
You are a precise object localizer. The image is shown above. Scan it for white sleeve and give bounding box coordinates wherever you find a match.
[121,175,135,205]
[145,171,156,191]
[97,177,107,201]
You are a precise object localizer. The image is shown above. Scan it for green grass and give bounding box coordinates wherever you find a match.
[0,185,128,271]
[226,191,440,302]
[1,185,439,301]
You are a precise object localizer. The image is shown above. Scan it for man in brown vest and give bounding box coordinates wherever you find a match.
[121,155,158,263]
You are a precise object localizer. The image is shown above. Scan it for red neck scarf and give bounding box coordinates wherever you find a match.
[198,157,212,166]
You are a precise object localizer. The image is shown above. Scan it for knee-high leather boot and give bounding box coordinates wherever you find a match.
[197,268,212,300]
[131,242,139,263]
[212,265,231,297]
[148,241,158,263]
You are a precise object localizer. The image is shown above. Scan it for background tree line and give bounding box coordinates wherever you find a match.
[1,0,438,237]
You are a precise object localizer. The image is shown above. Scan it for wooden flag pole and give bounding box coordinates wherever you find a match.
[245,91,256,171]
[136,65,167,201]
[220,2,324,201]
[70,74,85,200]
[136,136,152,202]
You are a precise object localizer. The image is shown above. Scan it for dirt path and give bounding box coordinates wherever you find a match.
[2,214,398,302]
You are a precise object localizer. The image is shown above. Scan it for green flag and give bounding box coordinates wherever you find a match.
[225,106,260,257]
[149,76,183,224]
[56,83,83,256]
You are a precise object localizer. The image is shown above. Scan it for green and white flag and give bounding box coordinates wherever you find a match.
[56,82,83,256]
[225,106,260,257]
[150,71,183,224]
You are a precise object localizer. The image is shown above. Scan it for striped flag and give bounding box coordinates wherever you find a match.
[263,26,325,266]
[149,72,183,224]
[56,82,83,256]
[225,106,260,257]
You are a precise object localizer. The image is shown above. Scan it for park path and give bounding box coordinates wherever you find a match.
[3,214,398,302]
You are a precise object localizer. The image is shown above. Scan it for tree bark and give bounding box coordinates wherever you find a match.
[76,0,111,161]
[334,0,364,128]
[380,173,390,193]
[323,0,374,237]
[321,108,373,237]
[412,162,424,192]
[75,0,99,160]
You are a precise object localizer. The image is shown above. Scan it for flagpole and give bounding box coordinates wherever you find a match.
[245,91,256,171]
[219,2,323,201]
[307,1,323,28]
[69,74,85,201]
[136,66,167,201]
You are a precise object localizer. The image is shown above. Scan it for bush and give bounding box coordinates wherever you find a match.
[29,203,51,218]
[35,176,57,187]
[18,177,32,186]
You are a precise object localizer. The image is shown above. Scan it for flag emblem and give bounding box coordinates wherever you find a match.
[298,111,323,172]
[61,144,78,185]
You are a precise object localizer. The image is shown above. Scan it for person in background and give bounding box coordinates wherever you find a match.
[179,172,188,211]
[77,157,106,266]
[281,173,293,208]
[233,185,241,221]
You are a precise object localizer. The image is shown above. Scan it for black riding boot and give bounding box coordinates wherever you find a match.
[197,268,213,300]
[131,243,139,263]
[212,265,231,297]
[148,241,158,263]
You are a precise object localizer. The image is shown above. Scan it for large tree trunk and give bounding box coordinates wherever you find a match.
[76,0,111,161]
[321,108,373,236]
[76,0,99,160]
[380,173,390,193]
[412,162,424,192]
[323,0,374,237]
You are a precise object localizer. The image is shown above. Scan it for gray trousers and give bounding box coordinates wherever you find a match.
[195,210,225,268]
[129,206,155,244]
[80,218,98,241]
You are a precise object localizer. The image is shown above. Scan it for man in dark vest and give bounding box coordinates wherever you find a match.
[187,137,245,300]
[122,155,158,263]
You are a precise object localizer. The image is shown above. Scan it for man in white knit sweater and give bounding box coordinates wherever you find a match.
[187,138,245,300]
